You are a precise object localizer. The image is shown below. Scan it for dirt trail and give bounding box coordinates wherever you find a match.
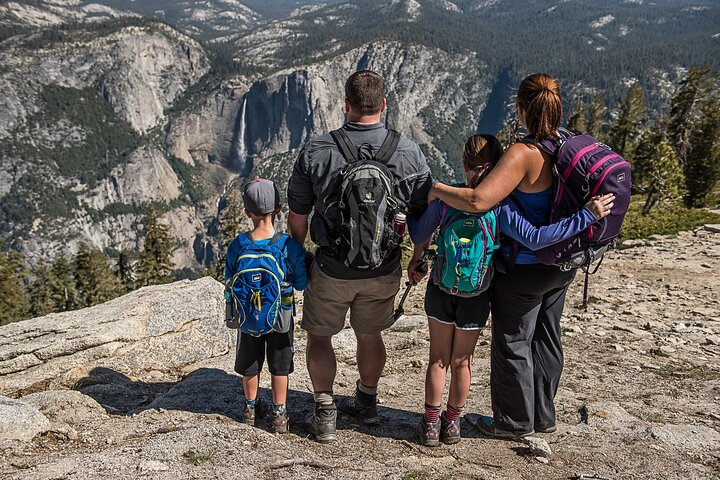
[1,229,719,479]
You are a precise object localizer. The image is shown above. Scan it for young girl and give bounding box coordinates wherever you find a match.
[408,134,613,446]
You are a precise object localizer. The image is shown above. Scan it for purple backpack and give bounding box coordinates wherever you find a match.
[533,129,632,306]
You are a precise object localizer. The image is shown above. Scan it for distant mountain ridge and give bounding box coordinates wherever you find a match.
[0,0,718,271]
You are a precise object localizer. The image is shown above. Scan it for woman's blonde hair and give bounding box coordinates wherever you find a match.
[517,73,562,142]
[463,134,504,188]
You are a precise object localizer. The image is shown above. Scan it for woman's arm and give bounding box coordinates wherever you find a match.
[429,143,530,212]
[498,194,615,250]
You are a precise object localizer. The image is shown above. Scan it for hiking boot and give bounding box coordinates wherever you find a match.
[243,399,259,426]
[305,402,337,443]
[535,424,557,434]
[272,405,289,434]
[472,415,534,439]
[417,417,441,447]
[337,383,380,425]
[440,411,461,444]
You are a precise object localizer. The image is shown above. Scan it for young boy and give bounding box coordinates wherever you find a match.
[224,178,307,433]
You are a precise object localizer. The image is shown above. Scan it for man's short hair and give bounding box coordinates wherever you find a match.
[345,70,385,116]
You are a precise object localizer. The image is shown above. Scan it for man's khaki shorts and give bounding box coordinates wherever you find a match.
[301,263,402,337]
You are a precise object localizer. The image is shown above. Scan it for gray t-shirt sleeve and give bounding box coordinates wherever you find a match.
[287,147,315,215]
[406,146,433,218]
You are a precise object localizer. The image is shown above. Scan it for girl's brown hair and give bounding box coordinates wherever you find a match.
[463,134,504,188]
[516,73,562,142]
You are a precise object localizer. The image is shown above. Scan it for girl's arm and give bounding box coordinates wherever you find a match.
[407,199,445,244]
[498,194,615,250]
[429,143,531,212]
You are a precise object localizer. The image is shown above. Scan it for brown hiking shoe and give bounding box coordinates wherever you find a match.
[440,411,461,444]
[243,400,259,426]
[417,417,441,447]
[272,405,289,434]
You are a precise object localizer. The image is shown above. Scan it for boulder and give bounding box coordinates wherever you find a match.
[0,278,233,397]
[0,396,51,441]
[22,390,107,426]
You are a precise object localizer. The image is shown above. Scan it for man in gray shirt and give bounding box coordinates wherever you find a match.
[287,70,432,443]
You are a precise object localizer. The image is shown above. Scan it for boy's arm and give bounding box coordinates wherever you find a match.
[286,239,308,291]
[497,200,597,251]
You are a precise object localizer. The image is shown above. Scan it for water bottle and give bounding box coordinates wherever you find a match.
[393,212,406,236]
[275,282,294,334]
[280,282,293,308]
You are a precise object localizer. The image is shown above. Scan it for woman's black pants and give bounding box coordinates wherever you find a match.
[490,264,576,434]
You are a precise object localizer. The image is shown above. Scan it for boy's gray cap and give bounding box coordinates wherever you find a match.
[242,178,280,215]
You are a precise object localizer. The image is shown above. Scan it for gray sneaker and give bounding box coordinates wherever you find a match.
[337,383,380,425]
[305,402,337,443]
[440,411,461,444]
[417,417,441,447]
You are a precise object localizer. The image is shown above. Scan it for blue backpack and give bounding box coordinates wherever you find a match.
[226,232,291,336]
[432,206,499,297]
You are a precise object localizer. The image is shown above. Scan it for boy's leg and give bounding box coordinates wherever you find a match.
[242,375,260,403]
[267,330,294,434]
[235,331,265,425]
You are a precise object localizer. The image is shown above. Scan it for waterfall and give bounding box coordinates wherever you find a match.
[236,95,248,174]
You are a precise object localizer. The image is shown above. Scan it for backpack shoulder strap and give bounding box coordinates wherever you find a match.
[268,232,287,246]
[374,129,400,164]
[330,128,359,163]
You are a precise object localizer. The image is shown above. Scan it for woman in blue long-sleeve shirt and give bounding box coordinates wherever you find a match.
[409,134,614,447]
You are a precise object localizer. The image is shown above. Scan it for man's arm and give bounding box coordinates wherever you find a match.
[286,146,314,244]
[288,211,309,244]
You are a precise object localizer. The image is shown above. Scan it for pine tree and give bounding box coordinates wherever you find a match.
[28,264,57,318]
[586,95,608,139]
[136,206,174,287]
[116,250,135,292]
[668,64,713,166]
[215,189,245,281]
[608,84,647,161]
[74,243,124,307]
[684,101,720,207]
[567,102,588,132]
[50,255,78,311]
[640,141,685,215]
[0,249,30,326]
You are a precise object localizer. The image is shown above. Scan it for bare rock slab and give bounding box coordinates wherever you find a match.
[0,277,233,397]
[649,424,720,453]
[0,396,51,441]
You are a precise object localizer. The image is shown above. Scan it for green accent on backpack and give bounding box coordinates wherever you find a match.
[432,208,499,297]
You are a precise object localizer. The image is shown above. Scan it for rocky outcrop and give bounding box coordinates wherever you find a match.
[0,396,51,442]
[0,277,231,397]
[81,145,182,210]
[0,22,208,137]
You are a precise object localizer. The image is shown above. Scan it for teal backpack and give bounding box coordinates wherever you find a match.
[432,206,499,297]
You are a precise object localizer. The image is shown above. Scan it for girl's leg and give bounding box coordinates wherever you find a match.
[447,328,482,409]
[425,317,455,408]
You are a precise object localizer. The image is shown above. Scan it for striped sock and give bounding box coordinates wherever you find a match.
[424,403,441,423]
[445,404,463,422]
